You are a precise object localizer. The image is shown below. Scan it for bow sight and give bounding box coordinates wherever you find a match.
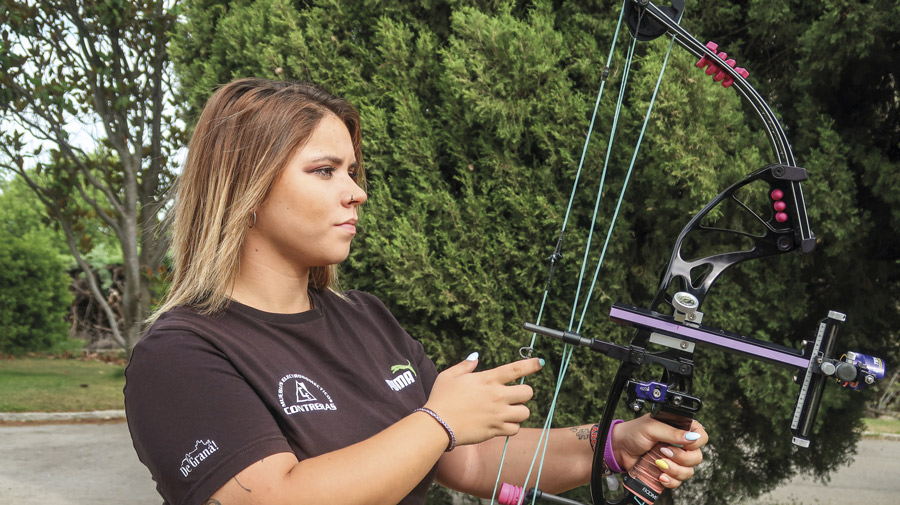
[498,1,887,504]
[517,303,884,505]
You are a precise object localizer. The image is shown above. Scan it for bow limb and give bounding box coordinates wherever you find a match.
[633,0,816,253]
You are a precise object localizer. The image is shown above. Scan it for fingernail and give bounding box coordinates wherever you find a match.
[538,358,546,367]
[655,459,669,470]
[466,351,479,361]
[659,447,675,458]
[659,474,671,484]
[685,431,701,441]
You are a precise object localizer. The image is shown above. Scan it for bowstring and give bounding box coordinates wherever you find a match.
[527,33,640,502]
[487,3,683,503]
[575,32,680,334]
[488,1,630,500]
[527,31,680,505]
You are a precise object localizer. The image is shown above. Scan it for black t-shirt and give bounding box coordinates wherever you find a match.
[125,290,439,505]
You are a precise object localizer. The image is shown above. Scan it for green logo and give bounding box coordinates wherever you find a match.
[390,360,417,377]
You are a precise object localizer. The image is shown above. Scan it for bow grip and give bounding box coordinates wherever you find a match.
[619,406,694,505]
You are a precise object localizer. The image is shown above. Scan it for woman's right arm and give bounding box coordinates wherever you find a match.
[207,357,543,505]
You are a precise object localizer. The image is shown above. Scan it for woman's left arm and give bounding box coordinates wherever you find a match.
[435,414,707,498]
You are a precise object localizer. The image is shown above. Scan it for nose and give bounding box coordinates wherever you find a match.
[344,183,368,207]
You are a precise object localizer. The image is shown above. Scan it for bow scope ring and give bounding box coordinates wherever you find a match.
[673,291,700,313]
[672,291,703,324]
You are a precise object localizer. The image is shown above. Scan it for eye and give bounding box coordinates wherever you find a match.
[311,166,336,178]
[348,167,360,181]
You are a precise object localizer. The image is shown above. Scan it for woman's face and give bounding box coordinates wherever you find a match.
[250,112,367,274]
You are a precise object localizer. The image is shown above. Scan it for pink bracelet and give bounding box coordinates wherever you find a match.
[604,419,624,473]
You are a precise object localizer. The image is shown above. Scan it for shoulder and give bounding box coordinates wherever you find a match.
[135,307,210,348]
[342,289,390,308]
[128,307,229,377]
[144,305,224,337]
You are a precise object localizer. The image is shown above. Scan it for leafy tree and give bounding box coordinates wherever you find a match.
[0,0,182,350]
[170,0,898,503]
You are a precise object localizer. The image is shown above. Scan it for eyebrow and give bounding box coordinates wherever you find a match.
[308,155,358,169]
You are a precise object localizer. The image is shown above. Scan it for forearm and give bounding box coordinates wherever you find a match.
[211,410,450,505]
[436,424,595,497]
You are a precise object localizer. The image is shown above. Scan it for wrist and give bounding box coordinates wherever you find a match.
[414,407,456,452]
[590,419,624,473]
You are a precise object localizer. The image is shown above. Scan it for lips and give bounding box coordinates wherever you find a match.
[337,219,357,234]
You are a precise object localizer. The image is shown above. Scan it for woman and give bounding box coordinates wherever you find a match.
[124,78,706,505]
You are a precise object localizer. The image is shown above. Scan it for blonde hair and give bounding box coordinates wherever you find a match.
[150,78,364,322]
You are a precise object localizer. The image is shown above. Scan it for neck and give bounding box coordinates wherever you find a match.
[229,256,313,314]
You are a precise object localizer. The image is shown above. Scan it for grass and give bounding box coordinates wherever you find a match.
[0,354,126,412]
[862,416,900,435]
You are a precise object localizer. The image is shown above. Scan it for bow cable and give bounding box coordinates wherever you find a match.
[489,1,630,501]
[488,2,683,503]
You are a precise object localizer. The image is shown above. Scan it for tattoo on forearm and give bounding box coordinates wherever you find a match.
[570,426,591,441]
[234,476,252,493]
[203,500,222,505]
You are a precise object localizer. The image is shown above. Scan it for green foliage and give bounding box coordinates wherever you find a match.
[0,176,73,354]
[0,231,73,355]
[171,1,900,503]
[1,0,182,349]
[0,174,68,258]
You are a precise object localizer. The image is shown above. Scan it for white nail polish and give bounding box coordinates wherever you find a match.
[466,351,479,361]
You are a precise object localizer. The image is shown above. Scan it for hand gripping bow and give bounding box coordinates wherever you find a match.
[502,1,886,504]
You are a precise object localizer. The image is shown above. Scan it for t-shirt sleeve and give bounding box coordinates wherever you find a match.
[412,332,438,398]
[124,326,292,505]
[347,290,439,397]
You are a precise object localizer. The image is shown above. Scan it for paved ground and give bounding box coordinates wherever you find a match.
[0,420,159,505]
[0,418,897,504]
[747,435,900,505]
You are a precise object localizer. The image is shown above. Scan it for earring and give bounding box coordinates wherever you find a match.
[248,211,257,228]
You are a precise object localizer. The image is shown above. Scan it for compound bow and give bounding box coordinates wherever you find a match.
[496,2,885,504]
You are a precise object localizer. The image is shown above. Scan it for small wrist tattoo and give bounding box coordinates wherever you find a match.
[570,426,591,441]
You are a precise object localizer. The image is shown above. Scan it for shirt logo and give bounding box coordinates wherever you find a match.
[278,373,337,415]
[385,359,417,392]
[179,439,219,478]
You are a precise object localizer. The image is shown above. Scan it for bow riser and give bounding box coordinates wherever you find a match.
[651,164,815,313]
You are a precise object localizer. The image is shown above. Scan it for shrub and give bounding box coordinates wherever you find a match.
[0,233,73,354]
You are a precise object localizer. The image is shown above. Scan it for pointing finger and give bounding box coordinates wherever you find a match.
[486,358,544,384]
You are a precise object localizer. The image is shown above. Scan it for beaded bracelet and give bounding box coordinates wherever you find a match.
[415,407,456,452]
[589,419,624,473]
